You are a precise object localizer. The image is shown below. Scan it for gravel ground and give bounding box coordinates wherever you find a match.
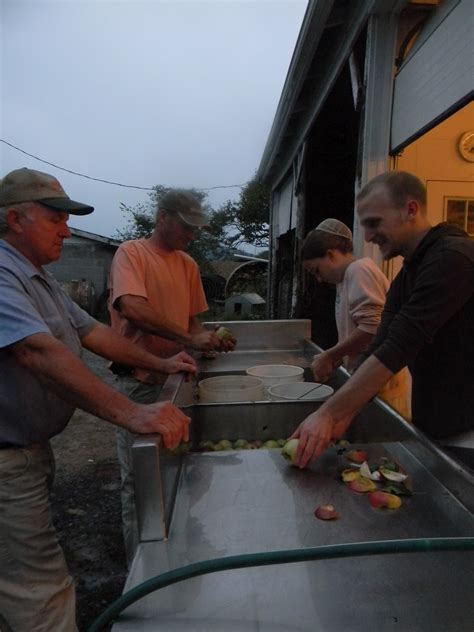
[50,351,127,632]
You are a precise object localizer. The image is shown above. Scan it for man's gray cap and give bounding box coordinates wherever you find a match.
[315,218,352,240]
[0,167,94,215]
[158,189,210,228]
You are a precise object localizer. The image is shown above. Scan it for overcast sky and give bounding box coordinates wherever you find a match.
[1,0,307,241]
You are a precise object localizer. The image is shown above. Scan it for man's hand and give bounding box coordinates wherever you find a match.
[290,409,336,468]
[190,330,221,351]
[214,326,237,353]
[311,352,340,383]
[161,351,197,377]
[127,401,190,450]
[289,411,355,469]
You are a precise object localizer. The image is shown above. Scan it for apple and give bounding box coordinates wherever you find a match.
[314,505,339,520]
[215,439,233,451]
[347,477,377,493]
[281,439,299,464]
[198,440,215,452]
[368,491,402,509]
[215,326,234,341]
[233,439,249,449]
[262,440,280,449]
[346,449,368,464]
[334,439,351,455]
[277,439,288,447]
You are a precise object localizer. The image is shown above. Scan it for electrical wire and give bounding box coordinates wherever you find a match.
[0,139,248,192]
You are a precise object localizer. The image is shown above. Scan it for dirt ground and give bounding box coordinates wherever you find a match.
[50,351,127,632]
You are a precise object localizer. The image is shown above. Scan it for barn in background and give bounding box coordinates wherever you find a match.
[47,228,121,316]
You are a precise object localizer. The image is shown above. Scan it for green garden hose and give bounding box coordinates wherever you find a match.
[88,536,474,631]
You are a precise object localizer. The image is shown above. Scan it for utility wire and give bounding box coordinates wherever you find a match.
[0,139,248,192]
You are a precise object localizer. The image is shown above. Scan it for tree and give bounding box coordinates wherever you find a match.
[114,185,227,270]
[114,177,271,266]
[216,178,270,250]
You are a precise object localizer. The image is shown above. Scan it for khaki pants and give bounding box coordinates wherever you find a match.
[0,444,77,632]
[114,377,163,567]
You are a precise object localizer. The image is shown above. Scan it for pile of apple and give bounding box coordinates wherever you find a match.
[280,439,411,520]
[340,447,411,511]
[198,438,287,451]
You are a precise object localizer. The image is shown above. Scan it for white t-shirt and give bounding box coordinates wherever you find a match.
[335,257,389,372]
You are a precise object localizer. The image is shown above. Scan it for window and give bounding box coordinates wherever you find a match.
[445,198,474,237]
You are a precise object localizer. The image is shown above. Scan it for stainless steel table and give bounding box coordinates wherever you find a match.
[112,320,474,631]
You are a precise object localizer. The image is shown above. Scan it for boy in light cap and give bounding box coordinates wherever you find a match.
[301,218,407,415]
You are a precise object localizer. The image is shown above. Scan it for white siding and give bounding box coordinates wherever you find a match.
[391,0,474,151]
[274,176,294,237]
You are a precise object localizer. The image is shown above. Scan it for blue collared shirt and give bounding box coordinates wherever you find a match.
[0,239,96,445]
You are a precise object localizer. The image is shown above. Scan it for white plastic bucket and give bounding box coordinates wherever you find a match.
[198,375,265,403]
[268,381,334,401]
[245,364,304,388]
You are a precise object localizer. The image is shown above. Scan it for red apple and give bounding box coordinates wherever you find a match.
[347,477,377,493]
[368,491,402,509]
[346,449,368,464]
[314,505,339,520]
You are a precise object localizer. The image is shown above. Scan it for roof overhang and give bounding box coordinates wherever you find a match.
[70,227,122,247]
[257,0,408,191]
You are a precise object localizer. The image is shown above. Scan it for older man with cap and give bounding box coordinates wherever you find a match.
[292,171,474,469]
[0,168,196,632]
[108,188,236,564]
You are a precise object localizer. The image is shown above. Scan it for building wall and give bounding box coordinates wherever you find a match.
[386,101,474,279]
[394,101,474,219]
[391,0,473,152]
[47,235,118,314]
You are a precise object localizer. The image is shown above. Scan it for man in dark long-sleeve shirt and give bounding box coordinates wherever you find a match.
[292,171,474,468]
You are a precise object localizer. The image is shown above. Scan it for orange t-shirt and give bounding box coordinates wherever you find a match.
[108,238,208,383]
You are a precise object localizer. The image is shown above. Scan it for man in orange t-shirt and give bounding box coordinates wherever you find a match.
[108,189,235,563]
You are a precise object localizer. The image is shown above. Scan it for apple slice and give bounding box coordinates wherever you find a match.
[359,461,382,481]
[341,468,361,482]
[346,449,368,464]
[368,491,402,509]
[347,477,377,493]
[379,467,408,482]
[314,505,339,520]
